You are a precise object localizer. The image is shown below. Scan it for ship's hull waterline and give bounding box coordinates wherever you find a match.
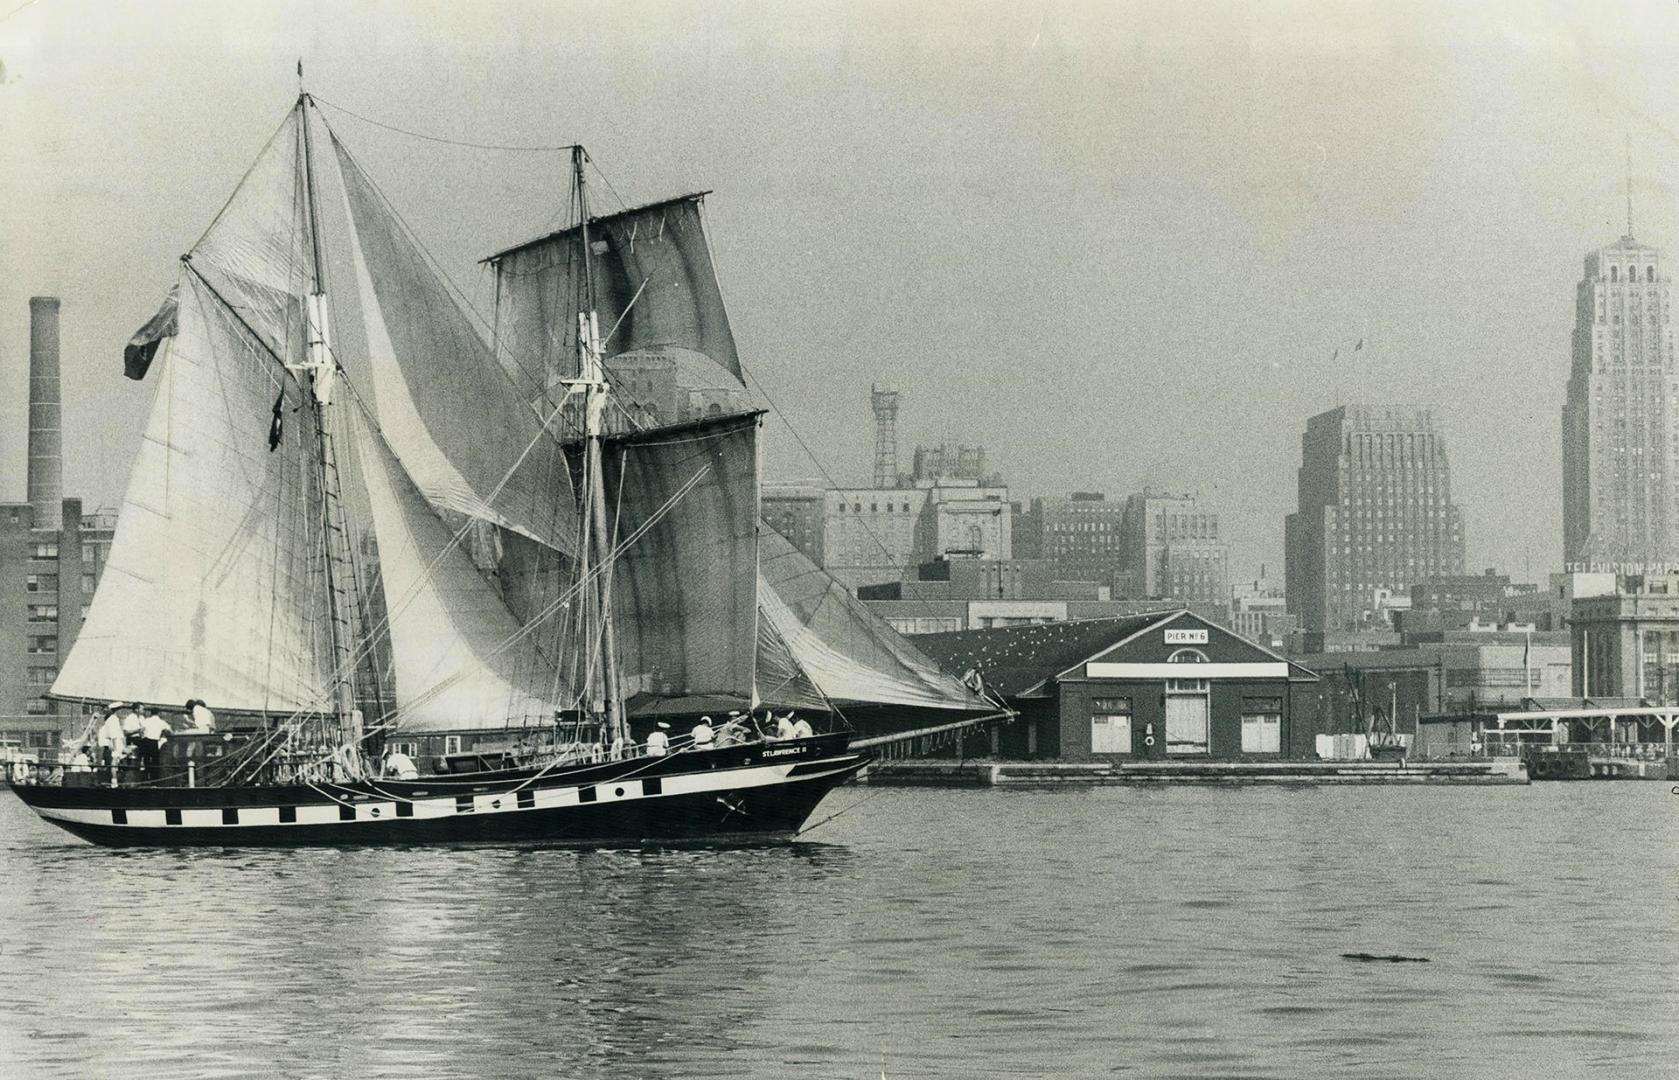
[7,736,868,848]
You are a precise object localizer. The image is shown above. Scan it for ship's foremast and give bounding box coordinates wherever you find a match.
[298,91,368,774]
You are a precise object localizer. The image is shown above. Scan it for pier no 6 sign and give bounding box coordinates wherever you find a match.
[1164,628,1209,645]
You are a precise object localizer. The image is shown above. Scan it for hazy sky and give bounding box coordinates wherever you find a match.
[5,0,1679,583]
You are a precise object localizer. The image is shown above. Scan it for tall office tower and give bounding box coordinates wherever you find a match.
[1285,406,1466,633]
[870,384,900,489]
[1118,491,1230,609]
[1562,235,1677,567]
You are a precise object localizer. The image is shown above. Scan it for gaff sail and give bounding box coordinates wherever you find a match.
[485,195,743,387]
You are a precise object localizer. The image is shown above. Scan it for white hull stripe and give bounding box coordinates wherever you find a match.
[32,757,858,829]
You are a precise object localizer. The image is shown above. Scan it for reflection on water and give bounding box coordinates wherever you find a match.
[0,784,1674,1078]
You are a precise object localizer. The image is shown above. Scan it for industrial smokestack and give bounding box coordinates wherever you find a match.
[28,296,62,533]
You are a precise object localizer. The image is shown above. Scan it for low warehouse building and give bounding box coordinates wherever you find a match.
[915,610,1320,760]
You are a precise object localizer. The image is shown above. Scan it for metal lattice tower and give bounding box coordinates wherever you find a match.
[871,384,900,488]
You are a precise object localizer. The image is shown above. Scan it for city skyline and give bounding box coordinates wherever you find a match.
[7,3,1679,588]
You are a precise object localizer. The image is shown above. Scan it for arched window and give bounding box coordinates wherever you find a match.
[1630,266,1640,283]
[705,403,723,417]
[1167,648,1209,664]
[1649,266,1656,282]
[1612,266,1620,282]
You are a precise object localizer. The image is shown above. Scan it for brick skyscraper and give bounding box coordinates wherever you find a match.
[1285,406,1466,633]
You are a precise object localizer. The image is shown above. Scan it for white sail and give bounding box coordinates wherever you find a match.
[51,274,336,711]
[757,528,987,711]
[354,412,566,732]
[334,136,579,557]
[189,107,313,368]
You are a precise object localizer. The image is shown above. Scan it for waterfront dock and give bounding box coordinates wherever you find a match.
[864,759,1529,786]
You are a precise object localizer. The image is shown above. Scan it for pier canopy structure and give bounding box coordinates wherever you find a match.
[1415,699,1678,777]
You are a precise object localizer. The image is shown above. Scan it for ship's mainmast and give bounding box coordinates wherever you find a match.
[573,146,627,749]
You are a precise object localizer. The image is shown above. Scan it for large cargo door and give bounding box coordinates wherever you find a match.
[1165,686,1209,755]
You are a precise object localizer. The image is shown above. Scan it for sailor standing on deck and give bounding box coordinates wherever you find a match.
[120,703,144,744]
[137,708,172,783]
[95,704,127,773]
[646,722,670,757]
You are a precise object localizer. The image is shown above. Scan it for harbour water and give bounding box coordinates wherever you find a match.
[0,782,1674,1079]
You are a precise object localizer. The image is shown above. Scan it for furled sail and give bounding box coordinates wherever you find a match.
[52,273,337,712]
[757,527,988,711]
[486,195,743,387]
[590,412,761,703]
[353,411,566,732]
[333,136,579,557]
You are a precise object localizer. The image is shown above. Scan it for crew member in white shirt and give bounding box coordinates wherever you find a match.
[96,705,127,773]
[188,699,217,733]
[646,722,670,757]
[690,717,715,750]
[137,709,172,782]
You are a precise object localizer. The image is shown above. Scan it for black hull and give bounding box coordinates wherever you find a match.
[9,736,867,849]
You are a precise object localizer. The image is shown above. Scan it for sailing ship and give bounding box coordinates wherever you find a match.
[7,92,993,846]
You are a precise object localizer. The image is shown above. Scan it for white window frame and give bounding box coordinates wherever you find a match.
[444,735,462,756]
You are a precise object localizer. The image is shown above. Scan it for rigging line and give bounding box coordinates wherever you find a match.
[585,150,631,213]
[311,94,580,153]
